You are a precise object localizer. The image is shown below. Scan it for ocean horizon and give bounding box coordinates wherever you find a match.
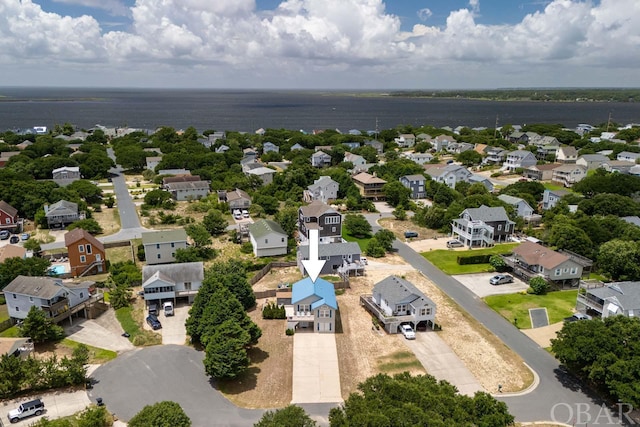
[1,88,639,133]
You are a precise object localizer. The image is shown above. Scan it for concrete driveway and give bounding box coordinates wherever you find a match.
[64,309,134,353]
[291,333,342,404]
[453,272,529,298]
[161,303,190,345]
[0,389,92,424]
[403,331,483,396]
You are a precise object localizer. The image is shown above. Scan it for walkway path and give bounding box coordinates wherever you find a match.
[291,334,342,404]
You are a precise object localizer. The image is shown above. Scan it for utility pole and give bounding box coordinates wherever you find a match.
[607,112,612,132]
[494,114,499,139]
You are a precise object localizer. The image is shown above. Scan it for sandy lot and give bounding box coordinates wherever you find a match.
[521,322,564,348]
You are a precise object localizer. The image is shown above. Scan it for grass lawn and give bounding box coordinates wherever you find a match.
[422,243,519,275]
[0,326,20,337]
[377,350,424,374]
[115,306,161,346]
[484,290,578,329]
[0,304,9,322]
[61,339,118,363]
[544,182,573,192]
[106,245,134,264]
[343,233,372,251]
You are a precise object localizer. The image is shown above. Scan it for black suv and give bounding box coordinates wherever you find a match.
[146,314,162,330]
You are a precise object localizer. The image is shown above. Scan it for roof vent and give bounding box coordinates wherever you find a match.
[610,284,624,294]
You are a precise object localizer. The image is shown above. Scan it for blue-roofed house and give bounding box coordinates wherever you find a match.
[286,277,338,333]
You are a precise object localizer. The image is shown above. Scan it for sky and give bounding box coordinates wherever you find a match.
[1,0,639,89]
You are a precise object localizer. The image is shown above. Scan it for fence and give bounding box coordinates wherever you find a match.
[0,318,14,333]
[249,261,298,286]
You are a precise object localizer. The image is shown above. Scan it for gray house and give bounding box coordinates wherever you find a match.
[576,154,608,171]
[304,176,339,204]
[142,261,204,304]
[286,277,338,333]
[424,164,472,189]
[246,167,276,185]
[45,200,80,228]
[360,275,436,334]
[142,229,189,265]
[394,133,416,148]
[164,180,210,201]
[52,166,81,187]
[3,276,92,324]
[403,152,433,165]
[576,281,640,319]
[451,205,514,247]
[468,174,495,192]
[248,219,288,257]
[542,189,570,210]
[225,188,252,211]
[297,241,362,276]
[263,142,279,153]
[497,194,535,218]
[399,174,428,199]
[298,201,342,244]
[504,150,537,172]
[311,151,332,168]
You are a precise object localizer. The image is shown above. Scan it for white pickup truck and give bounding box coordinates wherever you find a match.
[163,301,174,316]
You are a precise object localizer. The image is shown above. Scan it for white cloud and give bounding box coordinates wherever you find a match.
[417,8,432,21]
[0,0,639,88]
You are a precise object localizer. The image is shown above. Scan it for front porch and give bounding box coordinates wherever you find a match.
[360,295,425,334]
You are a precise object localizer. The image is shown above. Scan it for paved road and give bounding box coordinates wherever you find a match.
[392,239,613,425]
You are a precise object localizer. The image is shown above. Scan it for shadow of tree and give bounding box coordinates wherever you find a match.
[248,346,269,364]
[212,366,261,394]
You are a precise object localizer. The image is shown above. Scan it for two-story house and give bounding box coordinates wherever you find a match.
[617,151,640,163]
[262,142,279,154]
[141,261,204,305]
[432,135,456,152]
[286,277,338,333]
[298,201,342,244]
[576,154,609,171]
[164,180,210,201]
[556,146,578,163]
[344,152,367,169]
[304,176,339,204]
[246,167,276,186]
[523,163,559,181]
[451,205,514,248]
[497,194,535,219]
[3,276,92,324]
[44,200,80,228]
[64,228,106,277]
[552,164,587,187]
[483,147,507,165]
[402,152,433,165]
[503,150,537,172]
[360,275,436,334]
[248,219,288,257]
[311,151,332,168]
[142,229,188,265]
[399,174,428,199]
[52,166,81,187]
[576,281,640,319]
[0,200,19,231]
[424,164,472,189]
[146,156,163,171]
[297,241,363,276]
[352,172,386,200]
[503,241,590,288]
[365,140,384,154]
[394,133,416,148]
[225,188,252,211]
[542,189,570,210]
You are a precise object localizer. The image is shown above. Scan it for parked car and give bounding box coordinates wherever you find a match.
[148,303,158,316]
[446,239,464,248]
[490,274,513,285]
[146,314,162,330]
[404,231,419,238]
[565,313,592,322]
[242,209,250,218]
[163,301,174,316]
[0,230,9,240]
[399,324,416,340]
[233,210,243,220]
[21,233,30,241]
[8,399,45,424]
[9,235,20,244]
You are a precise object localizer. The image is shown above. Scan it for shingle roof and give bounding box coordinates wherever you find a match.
[45,200,78,217]
[0,245,26,263]
[373,275,435,307]
[401,174,426,182]
[291,277,338,309]
[226,188,250,202]
[308,176,337,191]
[164,181,210,191]
[247,219,286,239]
[4,276,89,299]
[299,242,361,258]
[513,241,569,269]
[463,205,511,222]
[588,282,640,312]
[64,228,104,251]
[142,261,204,283]
[352,172,386,184]
[0,200,18,218]
[299,200,337,218]
[497,194,525,205]
[142,229,188,245]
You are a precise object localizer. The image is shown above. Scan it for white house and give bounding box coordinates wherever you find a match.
[142,229,189,265]
[248,219,288,257]
[141,262,204,304]
[424,164,472,189]
[304,176,339,204]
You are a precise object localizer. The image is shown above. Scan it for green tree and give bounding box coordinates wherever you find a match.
[186,223,212,247]
[392,206,407,220]
[253,194,279,215]
[206,260,256,310]
[255,405,317,427]
[203,320,252,380]
[456,150,483,166]
[109,282,132,310]
[66,219,103,234]
[547,220,594,258]
[382,181,411,208]
[489,255,507,272]
[329,372,514,426]
[274,206,299,238]
[202,209,229,235]
[0,353,24,397]
[23,238,43,253]
[365,238,386,257]
[373,229,395,252]
[144,189,173,208]
[528,276,550,295]
[597,239,640,281]
[76,405,110,427]
[343,214,371,238]
[109,261,142,287]
[67,180,103,205]
[129,401,191,427]
[20,306,64,343]
[0,257,51,288]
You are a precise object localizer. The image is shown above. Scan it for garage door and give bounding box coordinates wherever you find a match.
[317,322,332,332]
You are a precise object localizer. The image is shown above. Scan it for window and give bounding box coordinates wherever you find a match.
[563,268,569,273]
[78,244,84,253]
[332,227,336,233]
[265,239,268,244]
[86,244,92,254]
[171,242,175,248]
[505,224,510,232]
[318,309,330,318]
[420,308,432,316]
[497,224,502,231]
[171,252,175,257]
[13,294,16,299]
[570,267,577,275]
[157,254,161,259]
[15,307,19,312]
[281,238,285,242]
[156,244,160,249]
[325,216,340,225]
[555,268,561,276]
[80,255,86,263]
[29,296,33,302]
[80,292,84,298]
[5,218,10,224]
[185,282,192,290]
[298,304,310,312]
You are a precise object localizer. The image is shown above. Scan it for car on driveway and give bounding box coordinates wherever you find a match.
[399,324,416,340]
[0,230,9,240]
[8,399,45,423]
[21,233,30,241]
[146,314,162,330]
[489,274,513,285]
[404,231,419,238]
[564,313,592,322]
[446,239,464,248]
[9,235,20,244]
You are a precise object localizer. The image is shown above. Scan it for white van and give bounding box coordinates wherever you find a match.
[163,301,174,316]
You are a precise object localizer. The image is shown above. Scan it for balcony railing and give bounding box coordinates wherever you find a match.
[577,293,603,311]
[288,312,314,321]
[360,295,417,324]
[42,298,69,313]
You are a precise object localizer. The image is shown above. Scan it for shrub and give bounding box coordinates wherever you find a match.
[489,254,508,272]
[285,328,295,336]
[262,302,286,319]
[456,254,492,265]
[240,242,253,254]
[137,244,146,261]
[529,276,550,295]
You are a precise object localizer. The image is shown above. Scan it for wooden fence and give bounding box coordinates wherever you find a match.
[249,261,298,286]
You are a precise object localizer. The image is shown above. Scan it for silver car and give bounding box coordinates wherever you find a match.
[490,274,513,285]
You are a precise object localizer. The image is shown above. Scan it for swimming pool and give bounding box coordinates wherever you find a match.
[48,265,66,275]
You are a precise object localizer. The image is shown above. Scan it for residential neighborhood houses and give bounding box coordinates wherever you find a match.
[1,118,640,425]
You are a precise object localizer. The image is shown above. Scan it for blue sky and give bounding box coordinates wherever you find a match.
[1,0,639,89]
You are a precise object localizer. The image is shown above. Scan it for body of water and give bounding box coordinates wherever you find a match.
[1,88,639,133]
